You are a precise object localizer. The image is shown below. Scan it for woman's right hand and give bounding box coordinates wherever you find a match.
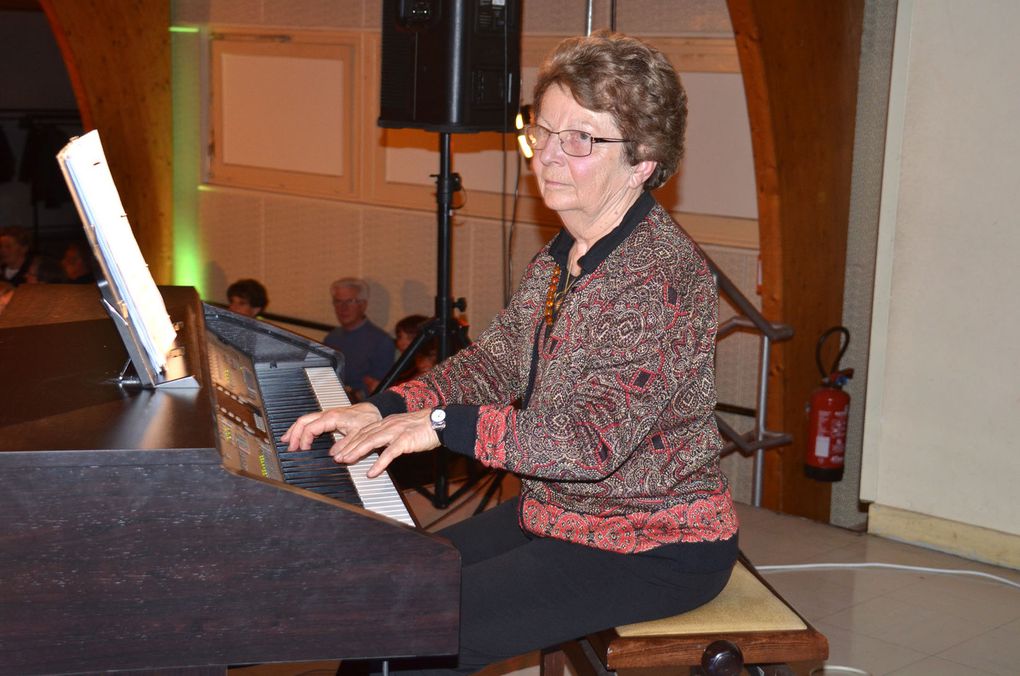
[280,402,383,452]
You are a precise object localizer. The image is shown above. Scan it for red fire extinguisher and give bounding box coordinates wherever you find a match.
[805,326,853,482]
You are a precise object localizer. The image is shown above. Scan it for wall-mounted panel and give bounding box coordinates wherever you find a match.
[209,29,361,200]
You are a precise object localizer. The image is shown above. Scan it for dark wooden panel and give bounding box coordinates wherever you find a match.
[0,458,460,673]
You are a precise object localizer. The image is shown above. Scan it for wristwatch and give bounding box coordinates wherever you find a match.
[430,407,447,444]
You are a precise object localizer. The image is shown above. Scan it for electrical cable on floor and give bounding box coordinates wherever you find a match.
[758,561,1020,591]
[809,666,871,675]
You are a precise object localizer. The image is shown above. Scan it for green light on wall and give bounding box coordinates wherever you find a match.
[174,234,203,290]
[171,25,205,297]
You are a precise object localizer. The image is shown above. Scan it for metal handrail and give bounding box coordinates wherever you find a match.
[706,257,794,507]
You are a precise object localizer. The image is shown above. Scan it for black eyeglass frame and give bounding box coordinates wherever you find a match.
[523,124,632,158]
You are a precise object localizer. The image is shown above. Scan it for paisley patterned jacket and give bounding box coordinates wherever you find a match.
[370,192,738,553]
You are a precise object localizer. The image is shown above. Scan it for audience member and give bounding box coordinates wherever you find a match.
[0,226,32,286]
[61,240,96,284]
[24,254,64,284]
[227,278,269,318]
[324,277,395,401]
[394,314,429,354]
[392,314,438,384]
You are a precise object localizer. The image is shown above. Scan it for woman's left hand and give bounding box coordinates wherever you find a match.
[333,408,441,478]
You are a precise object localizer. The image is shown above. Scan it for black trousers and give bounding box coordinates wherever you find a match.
[356,498,737,676]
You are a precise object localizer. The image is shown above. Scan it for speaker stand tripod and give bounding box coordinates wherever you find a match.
[374,132,498,510]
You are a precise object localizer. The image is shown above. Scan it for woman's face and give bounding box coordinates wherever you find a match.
[531,85,639,224]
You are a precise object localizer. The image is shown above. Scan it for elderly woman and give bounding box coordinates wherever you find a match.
[284,31,738,675]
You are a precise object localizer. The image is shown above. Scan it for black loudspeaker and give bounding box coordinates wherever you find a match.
[379,0,522,133]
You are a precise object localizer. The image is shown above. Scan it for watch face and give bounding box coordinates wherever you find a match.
[430,408,446,426]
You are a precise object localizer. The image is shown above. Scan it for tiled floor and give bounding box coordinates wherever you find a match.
[232,474,1020,676]
[736,504,1020,675]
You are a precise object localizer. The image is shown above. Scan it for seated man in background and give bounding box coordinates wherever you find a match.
[324,277,394,401]
[226,278,269,318]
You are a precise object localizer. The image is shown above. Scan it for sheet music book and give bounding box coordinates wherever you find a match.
[56,130,192,388]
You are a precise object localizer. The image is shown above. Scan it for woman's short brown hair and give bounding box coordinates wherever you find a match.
[532,31,687,191]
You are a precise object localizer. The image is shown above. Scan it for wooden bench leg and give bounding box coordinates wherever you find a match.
[540,639,614,676]
[540,646,568,676]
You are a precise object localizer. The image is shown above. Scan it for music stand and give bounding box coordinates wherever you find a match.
[56,130,199,390]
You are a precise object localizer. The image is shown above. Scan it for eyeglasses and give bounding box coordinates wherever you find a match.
[332,298,364,306]
[523,124,631,158]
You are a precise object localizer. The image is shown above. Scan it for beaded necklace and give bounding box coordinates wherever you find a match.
[543,263,579,325]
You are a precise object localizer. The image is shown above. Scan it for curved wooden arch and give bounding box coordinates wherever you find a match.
[728,0,864,519]
[37,0,173,283]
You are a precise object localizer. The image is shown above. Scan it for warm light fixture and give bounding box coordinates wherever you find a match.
[515,104,533,159]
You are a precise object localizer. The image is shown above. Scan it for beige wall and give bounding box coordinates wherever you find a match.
[862,0,1020,565]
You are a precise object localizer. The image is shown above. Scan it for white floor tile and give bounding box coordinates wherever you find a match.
[887,655,996,675]
[820,594,993,654]
[812,620,929,675]
[884,572,1020,630]
[936,618,1020,676]
[763,569,883,621]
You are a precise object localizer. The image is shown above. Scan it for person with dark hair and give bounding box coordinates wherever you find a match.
[226,278,269,318]
[284,32,736,676]
[61,240,96,284]
[391,313,436,384]
[394,314,430,354]
[0,226,32,286]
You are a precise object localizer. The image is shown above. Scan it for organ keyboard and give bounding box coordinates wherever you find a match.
[206,307,415,527]
[305,366,415,525]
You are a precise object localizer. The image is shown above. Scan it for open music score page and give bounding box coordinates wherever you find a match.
[56,130,178,375]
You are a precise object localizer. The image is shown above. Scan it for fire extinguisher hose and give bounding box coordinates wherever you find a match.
[816,326,850,384]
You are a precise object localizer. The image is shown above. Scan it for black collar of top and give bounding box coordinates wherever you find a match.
[548,191,655,275]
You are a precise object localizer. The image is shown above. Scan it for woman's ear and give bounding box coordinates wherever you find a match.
[630,159,657,188]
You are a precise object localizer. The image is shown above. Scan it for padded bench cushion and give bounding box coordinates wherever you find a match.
[615,561,806,636]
